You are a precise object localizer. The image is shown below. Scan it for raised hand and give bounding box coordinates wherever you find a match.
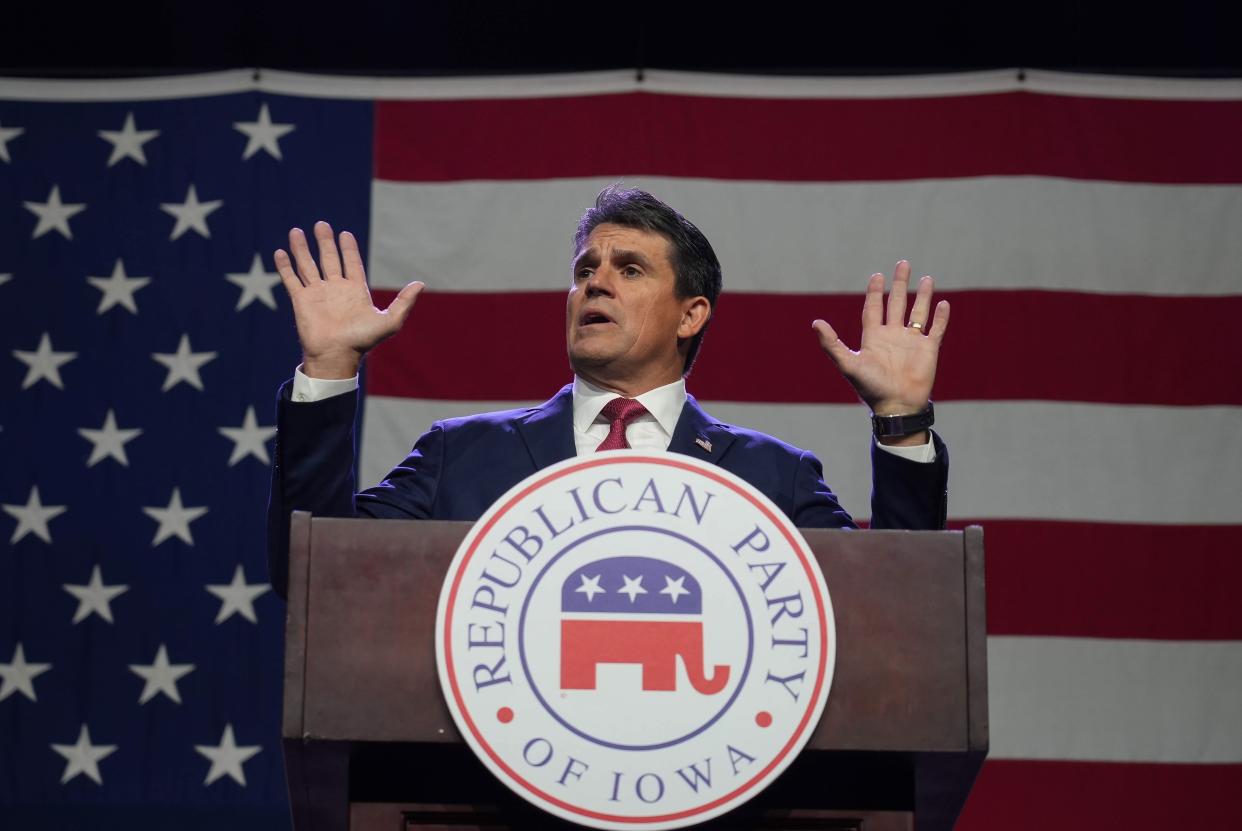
[274,221,424,379]
[811,260,949,433]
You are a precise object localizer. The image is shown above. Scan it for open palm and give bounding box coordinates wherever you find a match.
[274,221,424,379]
[812,260,949,416]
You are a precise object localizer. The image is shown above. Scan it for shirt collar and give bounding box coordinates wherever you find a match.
[572,375,687,438]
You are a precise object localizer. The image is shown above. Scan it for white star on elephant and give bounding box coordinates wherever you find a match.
[574,573,604,602]
[659,575,690,604]
[617,575,647,603]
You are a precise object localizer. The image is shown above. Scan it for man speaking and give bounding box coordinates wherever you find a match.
[266,187,950,599]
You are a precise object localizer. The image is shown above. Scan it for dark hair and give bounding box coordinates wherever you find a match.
[573,185,723,375]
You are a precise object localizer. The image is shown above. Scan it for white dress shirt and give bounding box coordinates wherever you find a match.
[571,375,685,455]
[290,366,935,462]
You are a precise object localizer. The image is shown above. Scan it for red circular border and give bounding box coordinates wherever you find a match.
[442,455,831,825]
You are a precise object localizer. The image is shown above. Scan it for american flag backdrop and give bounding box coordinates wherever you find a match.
[2,68,1241,829]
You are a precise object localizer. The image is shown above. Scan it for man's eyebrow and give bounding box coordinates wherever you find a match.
[611,249,655,271]
[572,248,600,270]
[571,247,658,272]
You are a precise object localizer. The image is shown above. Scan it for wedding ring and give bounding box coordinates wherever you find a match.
[909,321,924,331]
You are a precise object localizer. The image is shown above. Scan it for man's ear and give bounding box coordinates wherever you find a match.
[678,296,712,339]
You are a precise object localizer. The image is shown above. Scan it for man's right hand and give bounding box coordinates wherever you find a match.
[274,221,424,379]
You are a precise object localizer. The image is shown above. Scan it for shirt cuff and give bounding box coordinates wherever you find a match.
[873,433,936,463]
[291,364,359,403]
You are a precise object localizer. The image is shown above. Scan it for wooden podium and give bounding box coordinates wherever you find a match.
[281,512,987,831]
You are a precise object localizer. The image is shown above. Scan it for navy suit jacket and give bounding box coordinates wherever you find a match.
[267,381,948,598]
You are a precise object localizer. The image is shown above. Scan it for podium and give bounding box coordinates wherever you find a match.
[281,512,987,831]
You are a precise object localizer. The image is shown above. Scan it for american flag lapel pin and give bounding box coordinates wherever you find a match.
[694,436,712,453]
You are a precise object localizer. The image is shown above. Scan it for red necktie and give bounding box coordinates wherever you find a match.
[595,397,649,451]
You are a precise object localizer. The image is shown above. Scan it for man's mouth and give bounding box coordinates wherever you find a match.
[579,310,615,327]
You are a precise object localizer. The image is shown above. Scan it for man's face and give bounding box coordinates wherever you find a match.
[566,223,706,393]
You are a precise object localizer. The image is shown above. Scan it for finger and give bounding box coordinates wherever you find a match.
[811,319,856,372]
[907,275,934,330]
[861,273,884,330]
[273,248,305,292]
[927,299,951,342]
[313,220,344,280]
[886,260,911,326]
[339,230,368,283]
[288,227,321,283]
[383,280,426,329]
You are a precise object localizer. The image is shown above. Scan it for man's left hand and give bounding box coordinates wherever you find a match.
[811,260,949,444]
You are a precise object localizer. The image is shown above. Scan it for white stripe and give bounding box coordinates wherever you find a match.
[368,177,1242,296]
[258,68,641,100]
[1023,69,1242,101]
[359,398,1242,524]
[648,69,1242,101]
[4,68,1241,102]
[0,68,635,102]
[0,70,256,101]
[988,636,1242,763]
[641,69,1024,99]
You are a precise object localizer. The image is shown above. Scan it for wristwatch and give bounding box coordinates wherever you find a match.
[871,402,935,439]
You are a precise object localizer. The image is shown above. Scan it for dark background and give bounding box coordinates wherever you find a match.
[6,1,1240,77]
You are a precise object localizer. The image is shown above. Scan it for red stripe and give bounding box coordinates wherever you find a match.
[947,520,1242,641]
[375,93,1242,184]
[365,290,1242,405]
[957,760,1242,831]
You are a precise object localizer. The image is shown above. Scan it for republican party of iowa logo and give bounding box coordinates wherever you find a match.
[436,452,835,829]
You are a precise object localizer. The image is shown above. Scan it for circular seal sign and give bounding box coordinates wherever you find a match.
[436,451,836,830]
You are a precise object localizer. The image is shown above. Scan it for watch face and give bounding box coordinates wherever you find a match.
[873,405,933,438]
[873,415,904,438]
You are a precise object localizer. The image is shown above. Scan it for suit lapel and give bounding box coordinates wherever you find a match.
[515,384,578,471]
[668,394,735,465]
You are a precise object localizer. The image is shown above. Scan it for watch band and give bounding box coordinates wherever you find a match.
[871,402,935,438]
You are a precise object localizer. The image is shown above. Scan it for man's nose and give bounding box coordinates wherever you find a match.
[585,266,616,296]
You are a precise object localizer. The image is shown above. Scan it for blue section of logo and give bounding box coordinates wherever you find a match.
[561,555,702,614]
[518,525,754,752]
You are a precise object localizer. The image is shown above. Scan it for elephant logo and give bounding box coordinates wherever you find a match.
[559,555,730,695]
[437,454,835,829]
